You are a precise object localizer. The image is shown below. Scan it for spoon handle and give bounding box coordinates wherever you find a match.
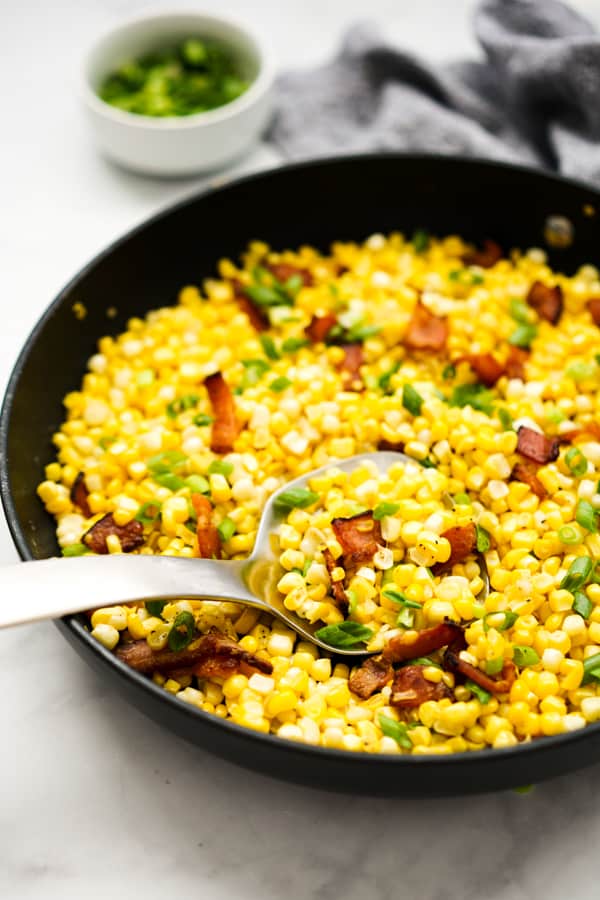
[0,555,259,628]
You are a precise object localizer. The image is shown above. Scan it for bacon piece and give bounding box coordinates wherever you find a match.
[462,239,502,268]
[235,293,269,332]
[431,523,478,574]
[331,512,383,569]
[204,372,240,454]
[444,640,517,695]
[404,301,448,351]
[191,493,222,560]
[464,353,505,387]
[268,263,313,287]
[70,471,92,518]
[305,313,337,343]
[382,621,464,663]
[323,547,348,612]
[390,665,453,708]
[559,422,600,444]
[348,656,393,699]
[526,281,563,325]
[82,513,144,554]
[516,425,559,464]
[339,343,364,391]
[511,461,547,500]
[116,630,272,677]
[505,345,529,380]
[588,298,600,326]
[377,439,405,452]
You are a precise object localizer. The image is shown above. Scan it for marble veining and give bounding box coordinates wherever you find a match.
[3,1,600,897]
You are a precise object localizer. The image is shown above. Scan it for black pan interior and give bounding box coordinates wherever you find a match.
[3,154,600,795]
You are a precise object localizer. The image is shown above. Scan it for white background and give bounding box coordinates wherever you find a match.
[3,2,600,898]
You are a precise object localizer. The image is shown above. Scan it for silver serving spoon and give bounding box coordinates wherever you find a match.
[0,451,488,656]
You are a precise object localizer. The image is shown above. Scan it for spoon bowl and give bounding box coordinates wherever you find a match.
[0,451,488,656]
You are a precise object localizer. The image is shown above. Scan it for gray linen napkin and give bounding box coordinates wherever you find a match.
[268,0,600,184]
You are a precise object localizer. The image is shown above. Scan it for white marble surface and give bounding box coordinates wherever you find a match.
[3,1,600,897]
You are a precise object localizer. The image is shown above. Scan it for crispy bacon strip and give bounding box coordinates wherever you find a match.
[331,512,383,569]
[464,353,505,387]
[204,372,240,454]
[116,630,272,677]
[462,239,502,269]
[82,513,144,554]
[390,665,453,708]
[323,547,348,612]
[404,301,448,351]
[268,263,313,286]
[505,345,529,380]
[70,471,92,518]
[516,425,560,464]
[305,313,337,343]
[191,493,222,560]
[526,281,563,325]
[588,298,600,326]
[339,343,364,391]
[511,461,547,500]
[431,523,478,574]
[382,622,464,663]
[444,640,516,695]
[377,439,405,452]
[348,656,393,699]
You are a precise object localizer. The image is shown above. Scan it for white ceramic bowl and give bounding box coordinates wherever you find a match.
[82,10,275,176]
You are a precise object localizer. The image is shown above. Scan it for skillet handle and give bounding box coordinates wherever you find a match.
[0,555,257,628]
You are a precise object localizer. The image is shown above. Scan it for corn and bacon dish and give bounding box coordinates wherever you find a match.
[37,231,600,756]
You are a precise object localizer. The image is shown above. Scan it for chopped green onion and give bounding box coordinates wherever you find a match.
[186,475,210,494]
[508,323,537,349]
[442,363,456,381]
[240,358,271,387]
[512,645,540,667]
[560,555,593,591]
[246,283,292,308]
[217,517,237,542]
[402,384,423,416]
[419,458,436,469]
[281,336,309,353]
[136,369,155,387]
[565,447,588,477]
[453,492,471,505]
[465,680,491,704]
[378,361,401,392]
[485,657,504,675]
[396,607,415,628]
[382,587,422,609]
[62,542,87,557]
[99,435,116,450]
[582,652,600,684]
[483,611,518,632]
[259,334,280,360]
[193,413,213,427]
[378,713,412,750]
[497,408,514,431]
[545,409,566,425]
[135,501,162,524]
[557,524,582,545]
[373,502,401,520]
[284,274,304,297]
[509,298,532,323]
[207,460,234,477]
[572,590,593,620]
[314,621,373,648]
[147,451,187,474]
[154,473,186,491]
[274,488,320,513]
[145,600,166,617]
[345,322,381,342]
[168,611,196,652]
[476,525,491,553]
[166,394,199,418]
[412,229,429,253]
[566,361,596,382]
[449,269,484,286]
[409,657,440,668]
[575,499,598,533]
[269,376,293,393]
[449,382,495,415]
[347,589,358,616]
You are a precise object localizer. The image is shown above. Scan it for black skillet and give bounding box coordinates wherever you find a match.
[2,154,600,795]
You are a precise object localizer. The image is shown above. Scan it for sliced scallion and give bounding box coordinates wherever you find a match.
[560,555,593,591]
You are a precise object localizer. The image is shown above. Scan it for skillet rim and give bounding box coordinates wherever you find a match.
[3,150,600,778]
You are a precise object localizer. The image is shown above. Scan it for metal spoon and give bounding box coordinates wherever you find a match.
[0,451,488,656]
